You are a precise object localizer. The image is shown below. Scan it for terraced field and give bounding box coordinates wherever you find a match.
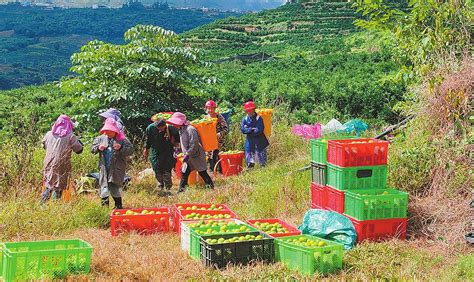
[181,2,358,59]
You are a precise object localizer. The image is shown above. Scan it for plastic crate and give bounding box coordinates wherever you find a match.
[174,209,237,233]
[327,138,389,167]
[311,162,327,185]
[189,224,258,260]
[172,204,232,232]
[0,239,92,281]
[310,182,327,209]
[344,188,408,220]
[110,207,170,236]
[275,235,343,275]
[327,164,387,190]
[200,231,274,268]
[180,219,244,252]
[247,219,301,238]
[346,215,407,243]
[310,136,356,165]
[326,186,345,214]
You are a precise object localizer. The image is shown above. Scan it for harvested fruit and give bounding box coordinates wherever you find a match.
[284,236,327,248]
[219,150,243,155]
[115,209,167,216]
[194,224,253,235]
[205,234,264,244]
[191,117,216,125]
[179,205,224,211]
[253,221,289,234]
[188,220,238,229]
[184,213,232,220]
[151,112,172,122]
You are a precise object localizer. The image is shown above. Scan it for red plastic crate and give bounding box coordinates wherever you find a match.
[327,138,389,167]
[174,209,237,233]
[172,203,232,232]
[346,215,407,243]
[326,186,345,214]
[110,207,170,236]
[310,182,327,209]
[247,219,301,238]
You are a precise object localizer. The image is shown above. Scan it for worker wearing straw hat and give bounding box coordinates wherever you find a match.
[166,112,214,193]
[91,118,133,209]
[241,101,269,168]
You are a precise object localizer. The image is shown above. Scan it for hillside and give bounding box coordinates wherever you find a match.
[0,4,239,90]
[182,2,357,59]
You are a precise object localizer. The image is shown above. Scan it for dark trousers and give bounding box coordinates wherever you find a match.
[179,164,214,189]
[208,149,222,173]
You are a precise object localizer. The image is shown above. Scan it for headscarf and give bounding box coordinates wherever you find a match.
[100,118,125,141]
[99,108,125,132]
[51,115,74,137]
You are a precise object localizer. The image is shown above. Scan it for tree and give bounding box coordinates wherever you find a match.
[61,25,210,135]
[353,0,472,81]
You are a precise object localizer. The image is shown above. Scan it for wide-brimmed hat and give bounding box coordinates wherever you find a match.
[99,108,121,119]
[100,118,125,140]
[166,112,188,126]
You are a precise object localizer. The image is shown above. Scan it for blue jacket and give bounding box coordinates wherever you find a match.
[241,114,269,152]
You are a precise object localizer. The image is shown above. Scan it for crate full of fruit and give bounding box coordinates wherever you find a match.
[327,138,389,167]
[180,219,244,252]
[247,219,301,238]
[189,223,258,260]
[0,239,92,281]
[275,235,343,275]
[172,204,232,232]
[200,232,274,268]
[110,207,170,236]
[174,209,237,233]
[344,188,408,220]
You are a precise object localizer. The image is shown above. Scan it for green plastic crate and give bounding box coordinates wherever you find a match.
[1,239,92,282]
[327,164,387,190]
[189,224,257,260]
[344,188,408,220]
[275,235,343,275]
[310,136,356,165]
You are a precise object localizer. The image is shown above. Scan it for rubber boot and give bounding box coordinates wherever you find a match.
[113,197,123,209]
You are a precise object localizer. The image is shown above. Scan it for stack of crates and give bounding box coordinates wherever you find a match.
[310,137,409,242]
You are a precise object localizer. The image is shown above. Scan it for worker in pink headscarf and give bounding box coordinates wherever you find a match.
[41,115,83,202]
[91,118,133,209]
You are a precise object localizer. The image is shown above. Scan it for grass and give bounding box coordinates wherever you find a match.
[0,123,472,280]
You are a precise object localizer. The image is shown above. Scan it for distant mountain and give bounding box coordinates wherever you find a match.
[0,0,286,11]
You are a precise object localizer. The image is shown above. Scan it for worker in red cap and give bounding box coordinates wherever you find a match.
[204,100,228,173]
[241,100,269,168]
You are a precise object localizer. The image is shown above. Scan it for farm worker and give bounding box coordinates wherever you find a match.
[204,100,229,173]
[241,101,269,168]
[41,115,83,202]
[99,108,125,134]
[166,112,214,193]
[91,118,133,209]
[143,118,180,191]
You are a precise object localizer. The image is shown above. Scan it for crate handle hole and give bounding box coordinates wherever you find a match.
[357,169,373,178]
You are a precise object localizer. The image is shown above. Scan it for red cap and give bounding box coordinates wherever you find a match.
[243,101,256,111]
[205,100,217,108]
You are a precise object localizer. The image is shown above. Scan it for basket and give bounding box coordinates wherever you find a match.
[275,235,343,275]
[326,164,387,190]
[310,182,327,209]
[246,219,301,238]
[172,204,232,232]
[310,136,356,165]
[255,109,273,138]
[344,188,408,220]
[173,209,237,233]
[189,224,258,260]
[327,138,389,167]
[311,162,327,186]
[326,186,345,213]
[200,232,274,268]
[192,119,218,152]
[346,215,407,243]
[0,239,92,281]
[218,152,245,177]
[180,219,244,252]
[110,207,170,236]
